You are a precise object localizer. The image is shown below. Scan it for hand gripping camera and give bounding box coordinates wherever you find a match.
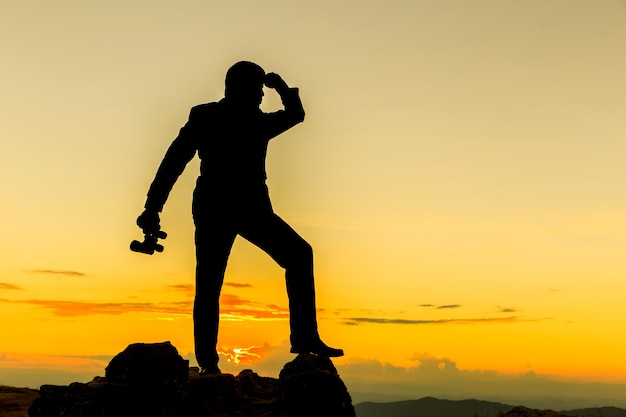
[130,230,167,255]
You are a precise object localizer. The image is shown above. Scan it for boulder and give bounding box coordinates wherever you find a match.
[105,341,188,383]
[279,354,355,417]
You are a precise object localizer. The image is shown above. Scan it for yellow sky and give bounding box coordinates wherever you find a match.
[1,0,626,404]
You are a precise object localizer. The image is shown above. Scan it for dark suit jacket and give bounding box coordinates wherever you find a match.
[145,88,305,213]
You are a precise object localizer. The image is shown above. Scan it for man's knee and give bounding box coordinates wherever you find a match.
[280,238,313,269]
[298,239,313,259]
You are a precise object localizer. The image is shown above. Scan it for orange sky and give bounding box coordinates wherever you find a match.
[1,0,626,407]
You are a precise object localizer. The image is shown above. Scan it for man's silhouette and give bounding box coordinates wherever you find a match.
[137,61,343,374]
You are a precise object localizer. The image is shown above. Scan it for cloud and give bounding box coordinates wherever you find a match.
[0,283,23,290]
[178,341,292,373]
[0,293,289,321]
[335,353,472,389]
[167,284,193,291]
[497,306,518,313]
[338,353,464,381]
[410,352,459,371]
[344,316,536,326]
[28,269,87,277]
[218,345,262,366]
[204,341,296,375]
[166,283,252,297]
[224,282,253,288]
[219,294,289,321]
[419,304,461,309]
[437,304,461,309]
[166,284,195,297]
[335,355,626,410]
[16,299,190,317]
[58,354,114,362]
[339,353,493,384]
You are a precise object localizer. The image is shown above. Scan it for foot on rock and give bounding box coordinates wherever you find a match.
[291,340,344,357]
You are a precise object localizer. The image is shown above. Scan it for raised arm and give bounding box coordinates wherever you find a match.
[262,72,305,139]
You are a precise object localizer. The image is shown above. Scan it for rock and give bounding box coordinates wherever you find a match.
[279,354,355,417]
[504,406,569,417]
[28,342,355,417]
[183,368,280,417]
[105,341,189,383]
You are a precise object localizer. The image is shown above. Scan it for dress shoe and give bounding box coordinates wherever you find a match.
[290,339,344,357]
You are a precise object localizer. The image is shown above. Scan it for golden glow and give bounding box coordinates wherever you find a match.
[1,1,626,403]
[218,346,263,366]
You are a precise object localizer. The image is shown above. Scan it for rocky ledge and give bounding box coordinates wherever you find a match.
[28,341,355,417]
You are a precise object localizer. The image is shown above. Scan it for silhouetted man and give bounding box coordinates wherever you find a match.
[136,61,343,374]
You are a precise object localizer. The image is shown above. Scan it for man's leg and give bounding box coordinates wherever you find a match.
[239,213,343,357]
[193,224,236,373]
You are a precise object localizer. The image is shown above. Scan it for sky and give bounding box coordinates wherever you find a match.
[1,0,626,408]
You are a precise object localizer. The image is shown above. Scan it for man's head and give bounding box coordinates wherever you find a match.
[224,61,265,107]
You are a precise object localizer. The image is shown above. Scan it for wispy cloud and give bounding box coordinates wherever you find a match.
[0,293,288,321]
[344,316,539,326]
[0,283,23,290]
[15,299,187,317]
[419,304,461,309]
[497,306,518,313]
[167,284,193,291]
[224,282,253,288]
[219,294,288,321]
[166,282,252,296]
[27,269,87,277]
[166,284,195,297]
[218,345,262,365]
[436,304,461,309]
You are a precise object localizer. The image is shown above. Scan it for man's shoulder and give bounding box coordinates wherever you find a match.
[190,102,219,117]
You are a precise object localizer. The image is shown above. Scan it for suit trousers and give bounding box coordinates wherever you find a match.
[192,182,318,368]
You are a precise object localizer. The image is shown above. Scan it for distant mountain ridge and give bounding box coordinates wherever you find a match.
[355,397,626,417]
[564,407,626,417]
